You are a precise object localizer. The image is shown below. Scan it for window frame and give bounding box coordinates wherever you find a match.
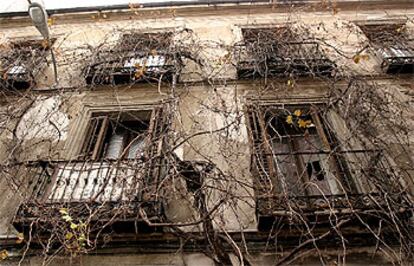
[245,102,357,199]
[80,111,152,161]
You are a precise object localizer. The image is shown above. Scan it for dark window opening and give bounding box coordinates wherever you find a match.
[307,161,325,181]
[80,110,152,161]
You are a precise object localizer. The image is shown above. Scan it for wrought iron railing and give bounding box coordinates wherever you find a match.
[235,42,335,78]
[252,151,412,220]
[257,193,409,216]
[379,44,414,74]
[14,160,163,227]
[0,40,51,90]
[84,51,179,85]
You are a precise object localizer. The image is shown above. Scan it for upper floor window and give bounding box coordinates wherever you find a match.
[236,27,335,79]
[80,110,152,161]
[359,23,414,74]
[244,103,404,230]
[247,104,355,198]
[84,32,179,85]
[13,105,170,233]
[0,39,52,90]
[80,107,167,161]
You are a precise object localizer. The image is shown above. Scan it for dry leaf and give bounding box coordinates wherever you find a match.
[353,55,360,64]
[65,232,73,240]
[0,250,8,260]
[47,18,55,26]
[298,119,312,128]
[16,233,24,244]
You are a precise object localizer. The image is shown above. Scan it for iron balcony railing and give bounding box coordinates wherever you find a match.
[14,160,163,227]
[0,40,52,90]
[84,51,179,85]
[235,42,336,78]
[379,44,414,74]
[251,150,412,230]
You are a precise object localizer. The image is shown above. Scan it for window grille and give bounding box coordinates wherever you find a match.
[84,32,178,85]
[236,27,335,78]
[359,23,414,74]
[0,39,52,90]
[245,103,409,227]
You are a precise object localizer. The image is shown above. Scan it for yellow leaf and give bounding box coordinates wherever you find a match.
[287,79,293,86]
[353,55,360,64]
[41,39,49,49]
[0,250,8,260]
[135,66,146,78]
[286,115,293,124]
[47,18,55,26]
[59,208,68,215]
[16,233,24,244]
[79,234,86,242]
[62,215,72,222]
[298,119,312,128]
[65,232,73,240]
[293,110,302,117]
[70,223,78,230]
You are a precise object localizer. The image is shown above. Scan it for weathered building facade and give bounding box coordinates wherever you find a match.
[0,0,413,265]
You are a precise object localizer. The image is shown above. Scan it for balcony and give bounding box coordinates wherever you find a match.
[13,160,163,234]
[252,152,412,231]
[379,45,414,74]
[84,52,179,85]
[246,104,412,231]
[236,41,335,79]
[84,32,180,86]
[359,23,414,74]
[0,39,52,90]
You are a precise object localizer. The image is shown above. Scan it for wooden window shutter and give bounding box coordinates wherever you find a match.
[80,116,109,160]
[246,106,276,195]
[144,104,170,187]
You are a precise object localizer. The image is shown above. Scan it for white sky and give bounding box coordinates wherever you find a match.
[0,0,191,13]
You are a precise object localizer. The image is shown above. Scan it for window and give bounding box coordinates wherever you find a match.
[84,32,178,85]
[247,103,410,231]
[236,27,335,78]
[80,108,162,161]
[0,39,53,90]
[247,104,357,198]
[359,23,414,74]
